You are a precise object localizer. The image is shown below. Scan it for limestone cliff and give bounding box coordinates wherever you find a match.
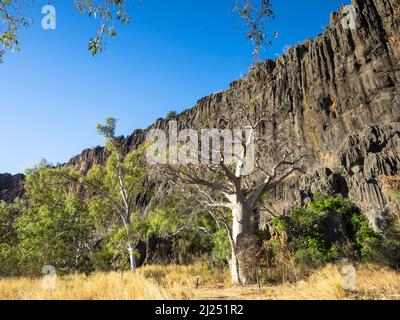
[2,0,400,231]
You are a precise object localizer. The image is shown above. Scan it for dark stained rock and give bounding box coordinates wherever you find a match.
[0,173,25,203]
[319,210,349,244]
[2,0,400,233]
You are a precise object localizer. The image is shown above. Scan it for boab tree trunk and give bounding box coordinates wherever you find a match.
[230,200,252,284]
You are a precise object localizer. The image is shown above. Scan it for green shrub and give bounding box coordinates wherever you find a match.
[345,211,382,260]
[0,201,21,275]
[209,229,230,268]
[272,195,381,267]
[380,217,400,268]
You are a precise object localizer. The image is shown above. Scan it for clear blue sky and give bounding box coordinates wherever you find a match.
[0,0,349,174]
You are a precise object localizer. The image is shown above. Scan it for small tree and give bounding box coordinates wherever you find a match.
[0,199,22,276]
[147,189,230,265]
[16,161,93,275]
[84,118,149,272]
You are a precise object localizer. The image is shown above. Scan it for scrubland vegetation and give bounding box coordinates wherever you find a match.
[1,119,400,300]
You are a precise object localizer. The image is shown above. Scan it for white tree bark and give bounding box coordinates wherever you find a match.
[230,247,240,283]
[127,241,137,272]
[163,113,304,284]
[230,199,251,284]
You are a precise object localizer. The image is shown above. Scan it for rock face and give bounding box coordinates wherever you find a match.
[1,0,400,230]
[0,173,25,203]
[339,123,400,230]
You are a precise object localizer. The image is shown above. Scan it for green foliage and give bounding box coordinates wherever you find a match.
[81,0,275,58]
[3,137,151,275]
[378,217,400,268]
[272,195,381,267]
[96,117,117,140]
[88,36,103,56]
[16,162,94,275]
[0,0,31,63]
[208,229,230,268]
[85,118,151,271]
[87,149,148,210]
[271,215,287,233]
[87,148,148,201]
[147,190,232,266]
[0,200,23,275]
[1,1,275,62]
[74,0,131,56]
[293,237,340,266]
[93,226,141,271]
[344,210,381,260]
[147,191,202,240]
[0,200,21,244]
[0,162,96,276]
[234,0,274,56]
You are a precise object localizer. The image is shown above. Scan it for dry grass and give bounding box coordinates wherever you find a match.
[0,272,171,300]
[195,265,400,300]
[139,264,231,299]
[0,264,399,300]
[380,174,400,214]
[140,264,400,300]
[272,264,400,300]
[380,174,400,192]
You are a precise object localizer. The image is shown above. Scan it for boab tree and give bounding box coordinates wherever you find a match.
[147,95,305,283]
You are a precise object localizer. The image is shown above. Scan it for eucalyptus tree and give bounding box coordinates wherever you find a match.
[0,199,22,275]
[16,161,94,275]
[84,118,149,272]
[0,0,274,62]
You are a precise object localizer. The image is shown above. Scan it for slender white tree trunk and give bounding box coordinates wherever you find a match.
[230,201,251,284]
[230,247,240,283]
[125,222,137,272]
[127,241,137,272]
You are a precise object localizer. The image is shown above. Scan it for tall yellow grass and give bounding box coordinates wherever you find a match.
[0,264,399,300]
[139,264,231,299]
[0,272,171,300]
[274,264,400,300]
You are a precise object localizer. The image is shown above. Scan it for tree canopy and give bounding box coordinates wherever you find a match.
[0,0,275,62]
